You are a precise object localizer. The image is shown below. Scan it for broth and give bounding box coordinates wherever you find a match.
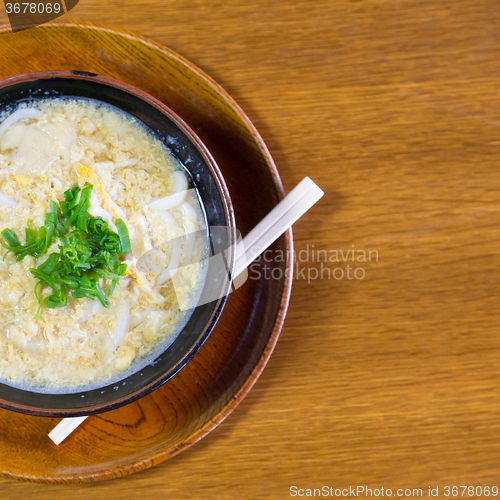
[0,98,207,392]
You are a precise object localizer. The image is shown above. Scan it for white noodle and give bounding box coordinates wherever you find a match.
[0,108,42,137]
[181,202,197,258]
[131,311,151,328]
[130,309,164,329]
[109,182,125,200]
[114,159,138,168]
[109,301,130,351]
[183,223,195,258]
[88,191,117,232]
[0,191,17,207]
[148,170,188,210]
[156,239,181,286]
[173,171,188,192]
[147,192,186,211]
[153,208,178,237]
[181,202,197,223]
[78,298,104,324]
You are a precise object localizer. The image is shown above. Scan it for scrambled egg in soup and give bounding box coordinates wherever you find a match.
[0,98,207,392]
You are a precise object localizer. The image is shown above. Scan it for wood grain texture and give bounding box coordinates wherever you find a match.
[1,0,500,497]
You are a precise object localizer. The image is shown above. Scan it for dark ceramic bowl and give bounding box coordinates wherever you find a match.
[0,71,235,417]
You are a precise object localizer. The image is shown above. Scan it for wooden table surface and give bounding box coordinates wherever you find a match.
[2,0,500,498]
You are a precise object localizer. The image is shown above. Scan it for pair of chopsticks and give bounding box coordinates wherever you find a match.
[49,176,324,445]
[233,177,324,277]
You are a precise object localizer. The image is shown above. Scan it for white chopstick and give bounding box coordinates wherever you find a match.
[48,176,323,445]
[234,177,323,277]
[48,416,88,445]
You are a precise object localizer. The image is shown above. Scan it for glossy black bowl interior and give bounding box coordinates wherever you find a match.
[0,72,234,416]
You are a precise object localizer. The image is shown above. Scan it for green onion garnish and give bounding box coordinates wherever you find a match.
[1,228,20,248]
[115,218,132,254]
[1,183,131,319]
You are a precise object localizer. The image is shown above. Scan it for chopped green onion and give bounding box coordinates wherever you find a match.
[1,182,130,319]
[115,218,131,254]
[36,253,59,274]
[59,277,80,290]
[25,225,33,245]
[56,221,68,237]
[94,284,108,307]
[1,229,20,248]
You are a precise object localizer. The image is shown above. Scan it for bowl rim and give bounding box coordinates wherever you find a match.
[0,70,236,416]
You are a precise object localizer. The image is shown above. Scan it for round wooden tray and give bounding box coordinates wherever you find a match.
[0,23,292,483]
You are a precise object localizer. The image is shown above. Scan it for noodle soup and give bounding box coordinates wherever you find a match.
[0,98,208,392]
